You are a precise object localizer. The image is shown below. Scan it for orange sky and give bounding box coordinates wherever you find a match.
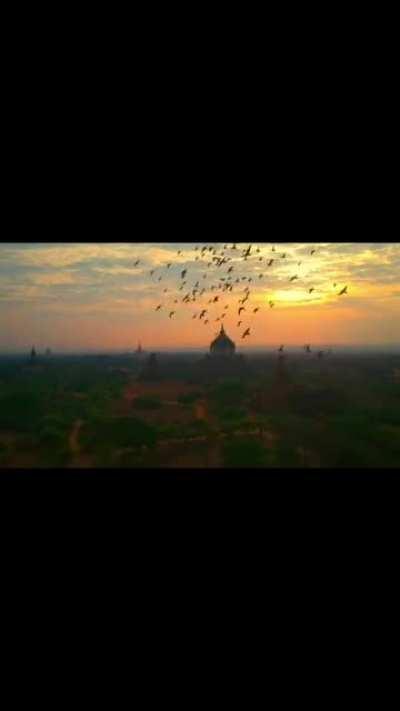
[0,242,399,351]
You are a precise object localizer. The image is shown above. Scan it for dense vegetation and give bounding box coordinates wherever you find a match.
[0,352,399,469]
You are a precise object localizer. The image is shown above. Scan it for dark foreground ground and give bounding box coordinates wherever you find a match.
[0,351,399,469]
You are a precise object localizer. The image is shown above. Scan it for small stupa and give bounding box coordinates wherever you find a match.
[135,341,145,358]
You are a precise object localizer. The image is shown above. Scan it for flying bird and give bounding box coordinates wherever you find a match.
[311,249,316,255]
[169,311,175,318]
[238,307,245,315]
[181,269,187,279]
[242,328,251,339]
[289,275,298,282]
[308,288,315,293]
[338,286,348,295]
[155,304,162,311]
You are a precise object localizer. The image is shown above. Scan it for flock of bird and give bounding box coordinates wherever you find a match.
[131,243,349,344]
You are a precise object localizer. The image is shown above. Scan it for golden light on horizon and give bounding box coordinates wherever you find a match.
[0,242,399,351]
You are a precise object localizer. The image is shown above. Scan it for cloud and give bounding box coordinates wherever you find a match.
[1,242,399,350]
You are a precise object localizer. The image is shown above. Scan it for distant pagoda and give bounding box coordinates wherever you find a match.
[210,325,236,358]
[135,341,145,358]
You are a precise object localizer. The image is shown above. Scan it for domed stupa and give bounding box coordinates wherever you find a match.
[210,325,236,358]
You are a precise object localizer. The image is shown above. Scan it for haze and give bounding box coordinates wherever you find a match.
[0,242,399,353]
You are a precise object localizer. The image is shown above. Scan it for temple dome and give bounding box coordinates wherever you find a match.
[210,325,236,357]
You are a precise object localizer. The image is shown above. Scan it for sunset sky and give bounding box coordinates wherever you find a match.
[0,242,399,352]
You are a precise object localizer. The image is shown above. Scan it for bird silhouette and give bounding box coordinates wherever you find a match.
[169,311,175,318]
[242,328,251,339]
[311,249,316,255]
[155,304,162,311]
[181,269,187,279]
[237,321,242,327]
[290,275,298,282]
[238,307,245,315]
[338,286,348,295]
[253,307,260,313]
[134,260,140,266]
[309,288,315,293]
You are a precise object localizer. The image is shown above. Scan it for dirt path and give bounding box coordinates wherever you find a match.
[69,419,83,454]
[195,400,208,421]
[68,419,92,467]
